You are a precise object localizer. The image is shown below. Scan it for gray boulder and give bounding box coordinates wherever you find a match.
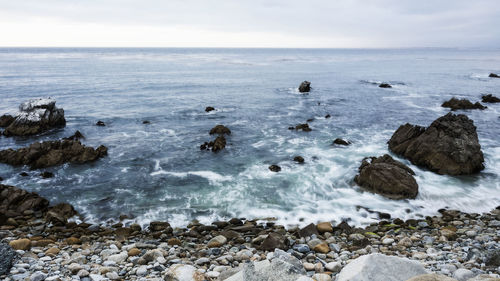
[336,253,427,281]
[3,98,66,137]
[0,243,16,275]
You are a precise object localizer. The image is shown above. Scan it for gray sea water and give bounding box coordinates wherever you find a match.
[0,47,499,228]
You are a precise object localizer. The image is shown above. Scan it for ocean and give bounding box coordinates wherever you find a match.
[0,47,499,228]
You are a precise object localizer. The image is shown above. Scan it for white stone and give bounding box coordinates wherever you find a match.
[164,264,205,281]
[382,238,395,245]
[107,252,128,264]
[312,273,332,281]
[324,261,341,273]
[136,265,148,276]
[453,268,475,281]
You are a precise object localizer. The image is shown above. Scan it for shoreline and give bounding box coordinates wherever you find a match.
[1,184,499,280]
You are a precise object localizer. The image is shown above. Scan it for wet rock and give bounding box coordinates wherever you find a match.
[388,113,484,175]
[354,154,418,199]
[210,125,231,135]
[45,203,77,226]
[489,73,500,78]
[299,223,319,238]
[269,165,281,172]
[259,232,287,251]
[379,83,392,88]
[293,156,304,163]
[149,221,171,232]
[205,106,215,112]
[294,123,311,132]
[96,120,106,126]
[0,139,108,169]
[481,94,500,103]
[164,264,205,281]
[333,138,351,146]
[0,243,16,275]
[325,114,331,118]
[0,114,15,128]
[212,135,226,152]
[142,120,150,124]
[207,235,227,248]
[3,98,66,137]
[336,254,427,281]
[9,238,31,250]
[63,130,85,141]
[40,171,54,179]
[299,81,311,93]
[441,98,486,111]
[0,184,49,217]
[317,222,333,233]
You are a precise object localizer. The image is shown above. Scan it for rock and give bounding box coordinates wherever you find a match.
[46,203,77,226]
[143,249,164,262]
[208,235,227,248]
[211,135,226,152]
[489,73,500,78]
[19,172,29,177]
[136,265,148,276]
[453,269,475,281]
[128,248,141,256]
[349,233,370,248]
[293,156,305,163]
[107,252,128,263]
[406,274,458,281]
[9,238,31,250]
[299,223,319,238]
[205,106,215,112]
[40,171,54,178]
[210,125,231,135]
[354,154,419,199]
[441,98,486,111]
[294,123,311,132]
[0,184,49,218]
[379,83,392,88]
[164,264,205,281]
[312,274,331,281]
[65,237,81,245]
[96,121,106,126]
[0,114,15,127]
[0,139,108,169]
[333,138,351,146]
[30,272,47,281]
[259,232,287,251]
[325,114,331,118]
[325,262,341,273]
[382,238,395,245]
[3,98,66,137]
[45,247,60,256]
[0,243,16,275]
[336,254,427,281]
[168,238,182,246]
[388,113,484,175]
[68,263,84,274]
[485,249,500,267]
[316,222,333,234]
[481,94,500,103]
[299,81,311,93]
[312,243,329,254]
[63,130,85,141]
[142,120,150,124]
[466,275,500,281]
[269,165,281,172]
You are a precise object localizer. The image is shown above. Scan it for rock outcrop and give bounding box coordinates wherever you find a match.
[0,114,15,128]
[481,94,500,103]
[205,106,215,112]
[354,154,419,199]
[441,98,486,111]
[0,139,108,169]
[3,98,66,137]
[388,113,484,175]
[209,125,231,135]
[0,184,49,220]
[298,81,311,93]
[269,165,281,172]
[201,125,231,152]
[333,138,351,146]
[489,73,499,78]
[379,83,392,88]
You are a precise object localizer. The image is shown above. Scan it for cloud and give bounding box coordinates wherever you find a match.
[0,0,499,47]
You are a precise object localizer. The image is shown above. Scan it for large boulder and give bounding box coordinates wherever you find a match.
[298,81,311,93]
[0,139,108,169]
[0,114,15,128]
[354,154,418,199]
[0,184,49,219]
[388,113,484,175]
[0,243,16,275]
[336,254,427,281]
[441,98,486,111]
[45,203,77,226]
[3,98,66,137]
[481,94,500,103]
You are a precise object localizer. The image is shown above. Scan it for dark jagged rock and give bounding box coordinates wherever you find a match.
[388,113,484,175]
[333,138,351,146]
[489,73,500,78]
[96,120,106,126]
[40,171,54,178]
[45,203,77,226]
[0,114,15,128]
[0,139,108,169]
[63,130,84,141]
[441,98,486,111]
[0,243,16,275]
[205,106,215,112]
[211,136,226,152]
[0,177,3,182]
[294,124,311,132]
[19,172,29,177]
[259,232,288,251]
[269,165,281,172]
[325,114,331,118]
[209,125,231,135]
[0,184,49,219]
[142,120,150,124]
[354,154,418,200]
[379,83,392,88]
[298,223,319,238]
[481,94,500,103]
[298,81,311,93]
[3,98,66,137]
[293,156,304,163]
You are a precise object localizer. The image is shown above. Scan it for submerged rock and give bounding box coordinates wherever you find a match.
[336,254,427,281]
[379,83,392,88]
[210,125,231,135]
[3,98,66,137]
[205,106,215,112]
[293,156,304,163]
[0,114,15,128]
[481,94,500,103]
[354,154,418,199]
[293,124,311,132]
[388,113,484,175]
[96,120,106,126]
[333,138,351,146]
[269,165,281,172]
[489,73,500,78]
[0,139,108,169]
[298,81,311,93]
[441,98,486,111]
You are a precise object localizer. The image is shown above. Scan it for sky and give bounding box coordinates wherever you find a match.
[0,0,499,48]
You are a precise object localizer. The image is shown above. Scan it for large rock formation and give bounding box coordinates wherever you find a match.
[354,154,418,199]
[388,113,484,175]
[3,98,66,137]
[336,254,427,281]
[0,184,49,221]
[0,139,108,169]
[441,98,486,111]
[0,114,15,128]
[481,94,500,103]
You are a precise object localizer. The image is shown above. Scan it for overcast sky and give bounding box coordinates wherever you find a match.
[0,0,499,48]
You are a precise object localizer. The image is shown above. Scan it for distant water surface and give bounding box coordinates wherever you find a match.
[0,47,499,227]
